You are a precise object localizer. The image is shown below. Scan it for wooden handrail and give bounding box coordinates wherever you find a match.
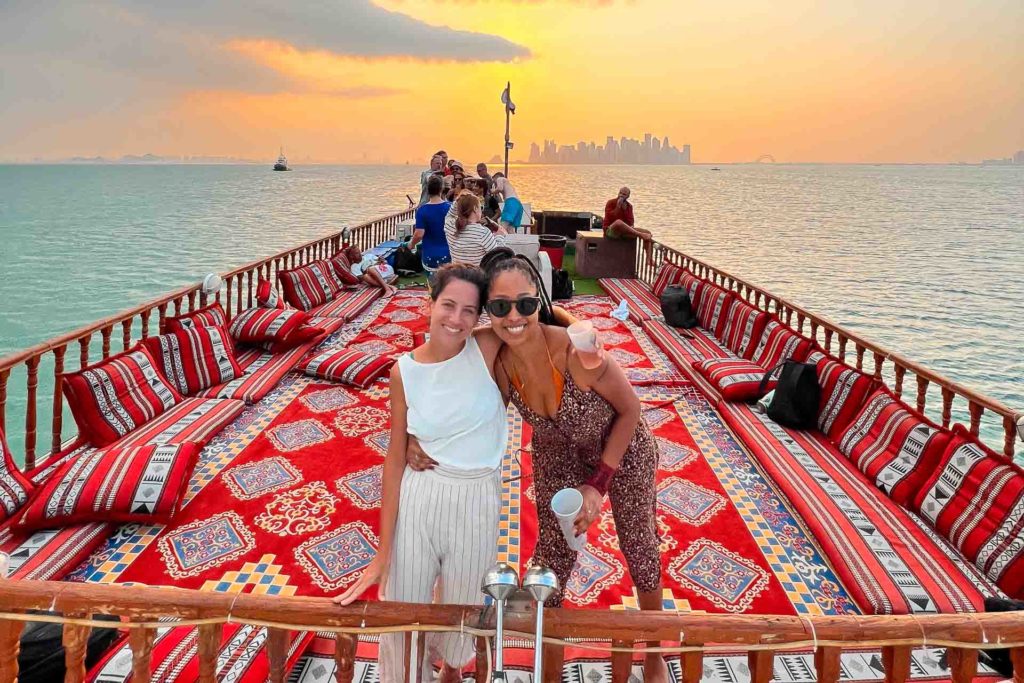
[0,582,1022,683]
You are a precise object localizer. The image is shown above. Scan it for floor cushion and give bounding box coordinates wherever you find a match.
[720,296,770,360]
[0,427,35,524]
[329,251,362,288]
[834,388,951,506]
[14,442,201,532]
[816,357,876,439]
[62,346,184,447]
[651,261,685,298]
[256,278,285,309]
[309,284,383,320]
[750,318,812,371]
[278,260,341,311]
[228,307,309,349]
[694,284,734,339]
[691,358,772,403]
[720,401,994,614]
[164,302,228,333]
[300,348,395,388]
[916,425,1024,599]
[142,325,243,396]
[0,520,112,580]
[597,278,661,323]
[110,397,245,449]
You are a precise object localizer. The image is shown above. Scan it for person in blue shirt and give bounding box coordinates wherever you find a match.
[408,174,452,277]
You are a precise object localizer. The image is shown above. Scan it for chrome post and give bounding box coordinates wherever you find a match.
[522,566,559,683]
[481,562,520,681]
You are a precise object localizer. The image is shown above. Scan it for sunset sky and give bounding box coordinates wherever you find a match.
[2,1,1021,164]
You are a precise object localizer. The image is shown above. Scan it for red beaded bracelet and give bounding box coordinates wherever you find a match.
[585,461,617,497]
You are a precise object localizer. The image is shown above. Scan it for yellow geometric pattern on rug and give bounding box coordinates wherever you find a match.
[496,406,525,568]
[200,554,297,596]
[676,399,824,616]
[612,587,702,613]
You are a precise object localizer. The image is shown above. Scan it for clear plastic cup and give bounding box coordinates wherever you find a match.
[567,320,603,370]
[551,488,587,551]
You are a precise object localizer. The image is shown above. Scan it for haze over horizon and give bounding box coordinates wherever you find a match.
[2,1,1021,165]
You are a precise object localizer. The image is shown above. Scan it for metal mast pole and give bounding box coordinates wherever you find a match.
[504,81,511,178]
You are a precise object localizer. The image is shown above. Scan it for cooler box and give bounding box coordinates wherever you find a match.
[575,230,636,279]
[538,234,567,269]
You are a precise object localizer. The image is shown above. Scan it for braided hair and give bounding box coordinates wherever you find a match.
[481,247,555,325]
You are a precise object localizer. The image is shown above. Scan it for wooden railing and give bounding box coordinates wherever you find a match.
[0,208,414,472]
[634,241,1024,460]
[1,582,1022,683]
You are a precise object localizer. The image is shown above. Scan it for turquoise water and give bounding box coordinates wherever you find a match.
[1,164,1021,462]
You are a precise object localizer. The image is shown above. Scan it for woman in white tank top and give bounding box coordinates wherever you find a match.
[334,264,506,683]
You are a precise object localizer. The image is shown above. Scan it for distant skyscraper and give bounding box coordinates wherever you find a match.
[682,144,691,164]
[524,133,690,165]
[1015,150,1024,165]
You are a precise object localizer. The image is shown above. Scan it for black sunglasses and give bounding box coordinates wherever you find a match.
[486,296,541,318]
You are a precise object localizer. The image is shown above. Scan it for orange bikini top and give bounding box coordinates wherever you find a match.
[506,342,566,413]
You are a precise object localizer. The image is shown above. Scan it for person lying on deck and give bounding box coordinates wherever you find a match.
[344,244,398,297]
[603,186,653,258]
[334,264,507,683]
[405,254,668,683]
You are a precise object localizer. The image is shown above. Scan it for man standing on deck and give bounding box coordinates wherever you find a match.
[603,186,653,257]
[419,154,443,205]
[476,162,500,219]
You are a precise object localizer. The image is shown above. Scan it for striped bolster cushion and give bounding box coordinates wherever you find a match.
[299,349,395,388]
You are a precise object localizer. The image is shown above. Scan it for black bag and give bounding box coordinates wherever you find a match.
[758,360,819,429]
[392,245,423,277]
[551,269,574,300]
[18,612,120,680]
[660,285,698,328]
[975,597,1024,677]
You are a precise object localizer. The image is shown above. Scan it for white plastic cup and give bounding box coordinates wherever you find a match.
[551,488,587,551]
[567,321,602,370]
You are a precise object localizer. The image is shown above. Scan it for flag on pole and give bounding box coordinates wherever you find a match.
[501,83,516,115]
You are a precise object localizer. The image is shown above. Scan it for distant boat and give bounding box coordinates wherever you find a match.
[273,149,290,171]
[710,167,721,171]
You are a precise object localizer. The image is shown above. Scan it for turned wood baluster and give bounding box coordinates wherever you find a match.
[51,346,66,454]
[474,636,488,683]
[25,356,40,469]
[225,277,234,321]
[882,645,911,683]
[188,290,197,311]
[610,640,633,683]
[1010,647,1023,683]
[129,626,155,681]
[173,297,183,316]
[158,303,168,333]
[62,616,91,683]
[679,641,703,683]
[855,346,865,371]
[747,650,774,683]
[121,319,132,351]
[873,352,884,382]
[197,623,221,682]
[824,329,834,355]
[796,313,805,335]
[784,309,793,326]
[814,647,841,683]
[810,321,819,345]
[946,648,978,683]
[1004,415,1016,459]
[838,337,848,362]
[141,310,151,339]
[334,633,357,683]
[0,619,24,683]
[0,370,8,436]
[968,402,983,436]
[246,270,253,309]
[403,632,413,683]
[893,363,906,399]
[266,628,289,683]
[101,325,112,359]
[79,335,90,369]
[941,388,954,428]
[916,376,930,414]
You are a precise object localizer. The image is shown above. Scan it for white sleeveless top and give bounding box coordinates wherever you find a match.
[397,336,507,470]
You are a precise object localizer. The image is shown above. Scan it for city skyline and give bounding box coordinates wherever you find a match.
[528,134,691,165]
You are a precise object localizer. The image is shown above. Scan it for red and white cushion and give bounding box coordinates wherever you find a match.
[164,303,227,333]
[916,425,1024,598]
[278,260,341,311]
[256,278,285,309]
[695,284,734,338]
[62,346,183,447]
[834,389,951,506]
[750,318,812,370]
[329,251,362,288]
[651,261,684,299]
[596,278,661,323]
[258,324,326,354]
[142,325,243,396]
[228,307,309,348]
[816,357,876,439]
[0,428,35,523]
[720,296,770,360]
[691,358,772,402]
[0,521,112,581]
[15,442,200,532]
[299,349,395,388]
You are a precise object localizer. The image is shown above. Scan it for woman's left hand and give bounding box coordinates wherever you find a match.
[573,485,604,535]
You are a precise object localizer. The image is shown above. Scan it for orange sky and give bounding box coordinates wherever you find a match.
[2,0,1022,163]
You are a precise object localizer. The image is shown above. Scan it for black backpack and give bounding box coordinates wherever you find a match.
[660,285,699,328]
[551,269,574,300]
[392,245,423,277]
[18,612,121,680]
[759,360,819,429]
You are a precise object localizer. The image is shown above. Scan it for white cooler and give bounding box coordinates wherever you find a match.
[503,233,552,299]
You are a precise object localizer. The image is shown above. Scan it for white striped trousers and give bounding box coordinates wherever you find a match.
[379,464,501,683]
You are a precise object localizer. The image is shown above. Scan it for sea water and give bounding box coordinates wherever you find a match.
[1,163,1021,462]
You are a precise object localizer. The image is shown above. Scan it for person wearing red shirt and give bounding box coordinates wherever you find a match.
[603,187,653,257]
